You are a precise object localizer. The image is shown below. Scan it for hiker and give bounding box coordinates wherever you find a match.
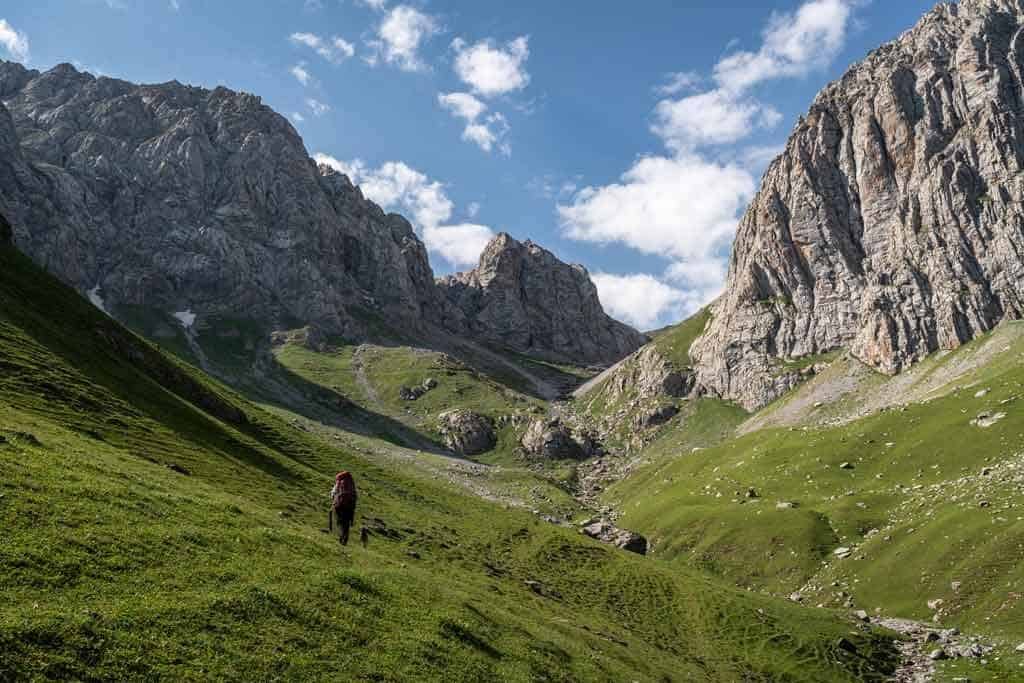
[329,471,358,546]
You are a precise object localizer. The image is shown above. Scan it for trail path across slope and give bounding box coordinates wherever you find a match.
[571,348,641,400]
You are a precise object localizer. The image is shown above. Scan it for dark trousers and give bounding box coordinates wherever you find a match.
[335,504,355,545]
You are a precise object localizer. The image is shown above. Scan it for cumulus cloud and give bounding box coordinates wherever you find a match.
[714,0,858,92]
[438,92,510,154]
[0,19,29,63]
[366,5,438,72]
[314,153,494,268]
[290,32,355,64]
[438,91,487,121]
[422,224,494,269]
[306,98,331,116]
[559,154,755,262]
[559,0,862,327]
[290,63,312,86]
[451,36,530,97]
[653,89,781,152]
[656,71,701,96]
[591,273,701,330]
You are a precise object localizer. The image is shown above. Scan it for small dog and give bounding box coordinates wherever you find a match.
[360,527,369,548]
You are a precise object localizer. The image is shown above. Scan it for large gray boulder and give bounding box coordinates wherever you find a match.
[438,410,496,455]
[581,520,648,555]
[690,0,1024,410]
[439,233,647,365]
[521,418,595,460]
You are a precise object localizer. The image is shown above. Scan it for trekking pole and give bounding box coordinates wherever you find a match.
[328,507,333,532]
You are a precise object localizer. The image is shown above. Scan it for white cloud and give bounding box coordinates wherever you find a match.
[562,0,862,314]
[314,153,494,267]
[438,92,510,154]
[528,175,579,200]
[466,202,481,218]
[290,32,355,64]
[739,143,785,170]
[366,5,438,72]
[591,273,700,330]
[356,0,387,10]
[290,63,312,85]
[423,224,495,268]
[559,154,755,262]
[291,112,305,123]
[653,89,781,151]
[0,19,29,63]
[714,0,859,92]
[452,36,529,98]
[438,91,486,121]
[656,71,701,96]
[306,97,330,116]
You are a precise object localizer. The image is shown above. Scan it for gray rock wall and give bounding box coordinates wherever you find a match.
[692,0,1024,409]
[440,233,647,365]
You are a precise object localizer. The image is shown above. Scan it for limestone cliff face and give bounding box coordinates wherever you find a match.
[439,233,647,365]
[0,60,451,339]
[691,0,1024,410]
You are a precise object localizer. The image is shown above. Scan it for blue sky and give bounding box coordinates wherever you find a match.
[1,0,935,329]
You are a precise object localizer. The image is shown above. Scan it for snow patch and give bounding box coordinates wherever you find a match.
[173,310,197,329]
[87,285,109,315]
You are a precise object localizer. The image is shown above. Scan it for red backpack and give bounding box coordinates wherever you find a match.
[332,471,357,510]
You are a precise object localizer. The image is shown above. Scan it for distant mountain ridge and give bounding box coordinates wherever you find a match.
[0,60,643,366]
[689,0,1024,409]
[439,233,647,365]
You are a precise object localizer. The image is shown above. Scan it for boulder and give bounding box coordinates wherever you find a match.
[521,418,591,460]
[438,410,496,456]
[581,520,648,555]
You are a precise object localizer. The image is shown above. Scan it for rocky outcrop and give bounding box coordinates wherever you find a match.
[603,345,693,404]
[439,233,647,365]
[580,519,648,555]
[691,0,1024,410]
[437,410,496,455]
[0,60,455,342]
[520,418,596,460]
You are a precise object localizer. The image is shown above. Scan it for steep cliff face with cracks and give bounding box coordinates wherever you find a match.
[692,0,1024,410]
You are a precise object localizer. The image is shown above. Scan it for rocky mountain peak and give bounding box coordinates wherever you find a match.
[688,0,1024,410]
[0,60,645,369]
[0,59,452,341]
[439,232,646,366]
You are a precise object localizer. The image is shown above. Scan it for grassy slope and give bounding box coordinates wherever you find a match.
[651,306,711,368]
[607,325,1024,678]
[0,243,900,680]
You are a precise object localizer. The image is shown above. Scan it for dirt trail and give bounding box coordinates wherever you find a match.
[571,349,638,399]
[351,345,382,407]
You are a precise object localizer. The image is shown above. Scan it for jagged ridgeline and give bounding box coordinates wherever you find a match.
[0,60,643,367]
